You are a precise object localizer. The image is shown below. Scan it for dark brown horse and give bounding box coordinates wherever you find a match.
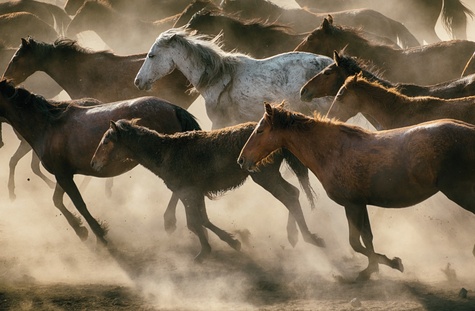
[238,103,475,280]
[327,73,475,130]
[0,79,201,245]
[173,0,221,28]
[0,0,71,32]
[294,0,473,43]
[221,0,420,48]
[300,51,475,101]
[295,17,475,85]
[0,12,58,48]
[1,37,197,199]
[91,119,325,262]
[186,10,305,58]
[66,1,177,54]
[64,0,195,21]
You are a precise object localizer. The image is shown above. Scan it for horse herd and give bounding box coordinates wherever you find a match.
[1,0,475,281]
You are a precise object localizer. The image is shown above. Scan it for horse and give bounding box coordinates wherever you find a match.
[0,0,71,33]
[173,0,222,28]
[294,0,473,43]
[66,1,177,54]
[64,0,196,21]
[0,79,201,245]
[300,51,475,101]
[238,103,475,280]
[0,12,58,48]
[91,119,325,262]
[185,10,305,58]
[295,17,475,85]
[1,37,197,199]
[186,10,400,59]
[326,73,475,130]
[134,28,334,129]
[221,0,420,48]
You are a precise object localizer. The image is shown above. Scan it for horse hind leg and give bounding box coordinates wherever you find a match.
[163,192,180,234]
[8,139,33,200]
[30,152,55,189]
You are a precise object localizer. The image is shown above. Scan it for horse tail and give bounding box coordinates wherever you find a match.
[281,148,317,210]
[441,0,474,39]
[174,106,202,131]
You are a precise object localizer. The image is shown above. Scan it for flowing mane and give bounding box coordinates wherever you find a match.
[155,28,243,88]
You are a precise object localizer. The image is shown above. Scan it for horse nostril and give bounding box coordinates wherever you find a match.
[237,157,244,166]
[300,87,307,97]
[134,78,140,86]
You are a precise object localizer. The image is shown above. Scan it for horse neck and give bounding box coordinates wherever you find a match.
[169,44,212,91]
[346,41,398,67]
[351,82,408,130]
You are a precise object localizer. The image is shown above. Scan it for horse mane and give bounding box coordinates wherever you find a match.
[157,28,244,89]
[23,37,114,58]
[0,79,89,122]
[322,20,390,50]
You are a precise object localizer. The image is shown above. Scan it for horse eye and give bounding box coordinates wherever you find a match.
[148,53,155,59]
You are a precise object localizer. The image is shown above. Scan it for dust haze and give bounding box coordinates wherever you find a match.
[1,0,475,310]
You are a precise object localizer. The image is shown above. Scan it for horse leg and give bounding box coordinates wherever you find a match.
[8,139,32,200]
[52,183,89,241]
[251,170,325,248]
[197,199,241,251]
[163,192,179,234]
[345,205,402,281]
[0,122,4,148]
[30,152,55,189]
[55,174,108,245]
[179,191,211,262]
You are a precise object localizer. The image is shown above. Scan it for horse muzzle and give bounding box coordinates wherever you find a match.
[237,156,257,172]
[134,77,152,91]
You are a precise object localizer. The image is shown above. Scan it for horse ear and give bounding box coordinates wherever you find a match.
[110,120,118,131]
[322,17,332,33]
[333,50,341,65]
[327,15,333,25]
[264,102,273,116]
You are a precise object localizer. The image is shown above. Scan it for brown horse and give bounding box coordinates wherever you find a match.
[173,0,221,28]
[221,0,420,48]
[294,0,473,43]
[0,0,71,32]
[66,1,177,54]
[238,103,475,280]
[328,73,475,130]
[1,37,196,199]
[64,0,195,21]
[186,10,305,58]
[300,51,475,101]
[91,119,324,262]
[0,79,201,245]
[462,51,475,77]
[0,12,58,48]
[295,17,475,85]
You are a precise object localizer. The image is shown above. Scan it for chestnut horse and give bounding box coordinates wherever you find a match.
[0,79,201,245]
[300,51,475,101]
[238,103,475,280]
[2,37,196,199]
[327,74,475,130]
[221,0,420,48]
[91,119,324,262]
[295,17,475,85]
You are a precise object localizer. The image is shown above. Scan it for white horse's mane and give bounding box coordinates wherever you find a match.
[154,28,247,88]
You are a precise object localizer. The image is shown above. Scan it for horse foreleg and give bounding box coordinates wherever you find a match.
[55,174,108,245]
[163,192,179,234]
[251,172,325,248]
[8,140,32,201]
[198,199,241,251]
[30,152,55,189]
[52,183,89,241]
[180,192,211,263]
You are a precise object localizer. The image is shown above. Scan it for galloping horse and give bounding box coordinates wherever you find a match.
[238,103,475,280]
[0,79,201,245]
[295,17,475,85]
[221,0,420,48]
[91,119,324,262]
[134,28,333,129]
[326,74,475,130]
[300,51,475,101]
[2,37,196,199]
[294,0,473,43]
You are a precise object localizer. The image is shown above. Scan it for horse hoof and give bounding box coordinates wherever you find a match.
[288,233,298,248]
[164,222,177,235]
[77,226,89,241]
[356,271,371,282]
[392,257,404,272]
[230,239,241,251]
[9,193,16,202]
[313,234,326,248]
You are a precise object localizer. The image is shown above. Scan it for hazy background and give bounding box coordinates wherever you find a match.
[1,0,475,310]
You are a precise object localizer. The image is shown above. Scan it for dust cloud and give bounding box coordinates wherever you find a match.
[1,0,475,310]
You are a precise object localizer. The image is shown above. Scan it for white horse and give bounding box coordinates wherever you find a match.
[135,28,333,129]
